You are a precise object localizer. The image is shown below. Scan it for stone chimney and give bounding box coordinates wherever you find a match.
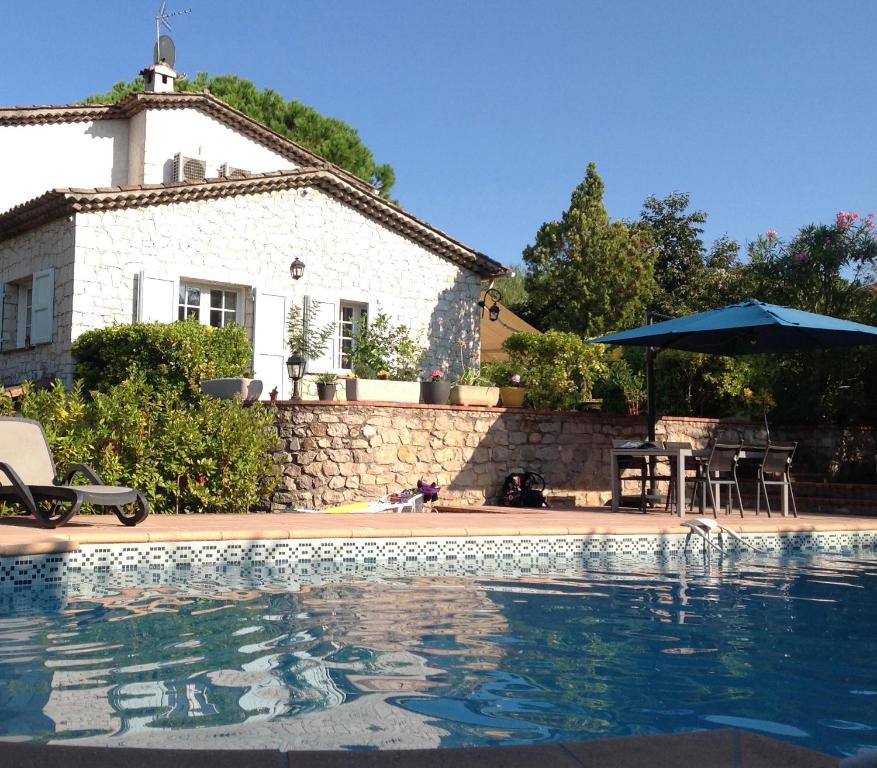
[140,61,178,94]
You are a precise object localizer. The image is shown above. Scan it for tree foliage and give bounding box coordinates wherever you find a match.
[84,73,396,197]
[640,192,740,315]
[731,215,877,425]
[522,163,655,337]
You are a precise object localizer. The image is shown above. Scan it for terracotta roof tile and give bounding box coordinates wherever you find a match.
[0,169,507,278]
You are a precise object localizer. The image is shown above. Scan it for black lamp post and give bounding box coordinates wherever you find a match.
[286,354,306,401]
[290,258,305,281]
[478,288,502,322]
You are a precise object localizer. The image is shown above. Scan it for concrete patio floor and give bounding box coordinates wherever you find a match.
[1,505,875,556]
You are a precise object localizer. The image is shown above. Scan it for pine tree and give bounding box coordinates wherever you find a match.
[522,162,655,337]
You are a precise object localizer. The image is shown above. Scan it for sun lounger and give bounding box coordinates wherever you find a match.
[0,417,149,529]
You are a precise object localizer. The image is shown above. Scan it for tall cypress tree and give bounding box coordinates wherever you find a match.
[522,162,655,337]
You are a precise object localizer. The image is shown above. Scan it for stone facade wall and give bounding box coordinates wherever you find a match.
[71,187,480,380]
[0,186,482,389]
[0,218,76,385]
[267,402,875,510]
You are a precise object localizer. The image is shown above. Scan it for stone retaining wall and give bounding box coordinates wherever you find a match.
[267,402,875,510]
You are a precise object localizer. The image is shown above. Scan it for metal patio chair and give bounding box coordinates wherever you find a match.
[755,442,798,518]
[690,441,745,518]
[0,417,149,529]
[612,438,648,512]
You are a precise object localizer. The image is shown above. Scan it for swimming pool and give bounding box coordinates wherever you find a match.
[0,550,875,759]
[0,550,877,755]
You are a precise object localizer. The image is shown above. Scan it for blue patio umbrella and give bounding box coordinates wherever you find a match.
[591,299,877,445]
[591,300,877,356]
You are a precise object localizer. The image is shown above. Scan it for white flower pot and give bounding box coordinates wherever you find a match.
[345,378,421,403]
[200,378,263,402]
[449,385,500,407]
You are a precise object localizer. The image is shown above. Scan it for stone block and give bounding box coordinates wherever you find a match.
[434,447,460,464]
[398,445,418,464]
[374,445,399,464]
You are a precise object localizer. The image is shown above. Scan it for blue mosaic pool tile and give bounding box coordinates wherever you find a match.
[0,530,875,590]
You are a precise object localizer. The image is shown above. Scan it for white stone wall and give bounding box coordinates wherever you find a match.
[0,107,297,213]
[71,186,481,377]
[0,121,130,213]
[139,109,297,184]
[0,219,76,385]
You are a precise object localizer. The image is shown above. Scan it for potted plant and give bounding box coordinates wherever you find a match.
[287,303,337,399]
[315,372,339,401]
[499,372,528,407]
[421,368,450,405]
[345,312,424,403]
[449,367,500,407]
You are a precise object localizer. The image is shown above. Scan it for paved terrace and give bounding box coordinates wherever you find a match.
[1,506,875,556]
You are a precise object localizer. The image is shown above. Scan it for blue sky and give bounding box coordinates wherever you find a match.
[6,1,876,270]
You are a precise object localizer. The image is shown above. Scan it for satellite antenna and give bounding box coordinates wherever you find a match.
[153,1,190,66]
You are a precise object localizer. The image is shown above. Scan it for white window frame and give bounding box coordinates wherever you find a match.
[338,301,367,371]
[177,281,243,328]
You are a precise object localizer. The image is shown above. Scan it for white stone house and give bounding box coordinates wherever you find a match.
[0,62,505,397]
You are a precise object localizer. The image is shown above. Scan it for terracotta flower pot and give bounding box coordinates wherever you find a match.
[499,386,527,407]
[420,380,451,405]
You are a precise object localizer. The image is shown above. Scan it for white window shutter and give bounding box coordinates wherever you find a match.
[252,288,288,400]
[304,296,338,374]
[137,271,177,323]
[30,268,54,345]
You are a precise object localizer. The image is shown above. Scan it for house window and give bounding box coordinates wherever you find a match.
[21,286,32,348]
[178,285,201,321]
[209,289,238,328]
[339,302,367,369]
[1,270,54,351]
[178,283,241,328]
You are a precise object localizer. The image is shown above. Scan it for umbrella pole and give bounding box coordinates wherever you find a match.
[645,308,671,504]
[646,346,658,501]
[646,346,656,444]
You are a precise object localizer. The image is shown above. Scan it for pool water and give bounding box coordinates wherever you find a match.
[0,551,876,758]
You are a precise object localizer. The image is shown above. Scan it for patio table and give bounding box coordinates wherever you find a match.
[610,445,785,517]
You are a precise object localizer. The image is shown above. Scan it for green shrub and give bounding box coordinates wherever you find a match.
[18,377,279,514]
[349,312,423,381]
[72,320,252,397]
[501,331,607,410]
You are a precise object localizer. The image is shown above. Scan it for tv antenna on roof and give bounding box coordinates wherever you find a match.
[153,1,190,67]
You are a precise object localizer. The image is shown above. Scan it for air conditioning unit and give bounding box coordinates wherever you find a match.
[219,163,250,179]
[173,153,207,183]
